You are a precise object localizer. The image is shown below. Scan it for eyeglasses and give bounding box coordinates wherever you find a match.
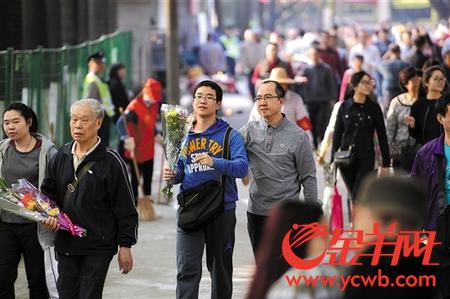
[360,80,375,86]
[253,95,281,102]
[193,94,216,102]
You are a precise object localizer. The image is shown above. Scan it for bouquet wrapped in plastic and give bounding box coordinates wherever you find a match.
[0,178,87,237]
[160,104,192,200]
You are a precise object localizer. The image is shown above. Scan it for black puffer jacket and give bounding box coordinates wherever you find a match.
[41,141,138,255]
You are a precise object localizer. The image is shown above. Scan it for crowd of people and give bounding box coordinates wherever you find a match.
[4,19,450,299]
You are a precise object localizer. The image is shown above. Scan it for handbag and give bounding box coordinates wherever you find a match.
[334,111,363,167]
[399,136,420,172]
[334,146,354,167]
[176,127,232,232]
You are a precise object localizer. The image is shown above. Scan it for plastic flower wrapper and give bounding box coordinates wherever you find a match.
[0,178,87,237]
[161,104,192,200]
[0,178,45,222]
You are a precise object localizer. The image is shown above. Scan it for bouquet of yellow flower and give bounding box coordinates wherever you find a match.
[161,104,192,200]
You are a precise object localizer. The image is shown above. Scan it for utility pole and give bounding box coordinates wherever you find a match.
[165,0,180,105]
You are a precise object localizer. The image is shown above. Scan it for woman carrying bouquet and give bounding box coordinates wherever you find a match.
[0,103,58,298]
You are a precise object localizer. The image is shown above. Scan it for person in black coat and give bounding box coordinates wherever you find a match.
[406,65,447,145]
[332,71,390,200]
[108,63,129,124]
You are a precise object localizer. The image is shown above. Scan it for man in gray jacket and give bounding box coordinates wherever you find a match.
[240,80,319,256]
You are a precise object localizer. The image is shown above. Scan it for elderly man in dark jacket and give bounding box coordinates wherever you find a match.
[42,98,138,299]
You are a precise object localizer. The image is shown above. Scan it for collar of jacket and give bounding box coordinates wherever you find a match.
[62,139,107,162]
[432,134,445,156]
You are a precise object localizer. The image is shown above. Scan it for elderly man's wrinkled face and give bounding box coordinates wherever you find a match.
[70,104,102,144]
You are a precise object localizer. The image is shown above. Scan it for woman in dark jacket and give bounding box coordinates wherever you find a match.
[332,71,390,200]
[406,65,447,145]
[108,63,129,124]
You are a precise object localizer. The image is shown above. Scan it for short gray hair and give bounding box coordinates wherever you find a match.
[70,98,105,119]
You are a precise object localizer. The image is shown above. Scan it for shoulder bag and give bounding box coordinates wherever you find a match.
[334,111,363,168]
[177,127,232,232]
[397,96,420,171]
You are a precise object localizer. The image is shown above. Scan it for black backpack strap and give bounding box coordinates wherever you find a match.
[64,161,96,202]
[220,127,233,187]
[436,155,445,213]
[222,126,233,160]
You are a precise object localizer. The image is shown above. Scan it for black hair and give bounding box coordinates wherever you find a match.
[357,175,427,230]
[109,62,125,79]
[192,80,223,102]
[266,42,279,49]
[423,65,446,91]
[257,80,285,98]
[414,35,427,49]
[350,70,371,88]
[398,66,421,92]
[352,54,364,62]
[435,93,450,117]
[3,102,38,133]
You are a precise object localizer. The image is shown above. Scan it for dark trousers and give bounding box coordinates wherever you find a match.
[339,157,374,200]
[437,266,450,299]
[247,212,268,257]
[306,101,332,149]
[129,159,154,199]
[246,70,256,99]
[56,254,113,299]
[176,209,236,299]
[226,57,236,77]
[0,222,48,299]
[99,115,111,146]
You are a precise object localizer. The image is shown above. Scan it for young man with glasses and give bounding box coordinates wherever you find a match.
[239,80,319,256]
[163,80,248,299]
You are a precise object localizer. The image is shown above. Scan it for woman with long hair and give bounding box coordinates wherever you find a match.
[0,103,58,298]
[406,65,447,145]
[331,71,390,200]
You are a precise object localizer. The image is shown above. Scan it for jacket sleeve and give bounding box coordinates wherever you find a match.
[386,98,398,152]
[331,104,344,161]
[107,152,138,248]
[374,103,391,167]
[326,67,338,101]
[409,101,420,142]
[173,157,185,185]
[41,152,61,205]
[410,148,423,177]
[87,82,101,100]
[212,130,249,178]
[295,132,319,203]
